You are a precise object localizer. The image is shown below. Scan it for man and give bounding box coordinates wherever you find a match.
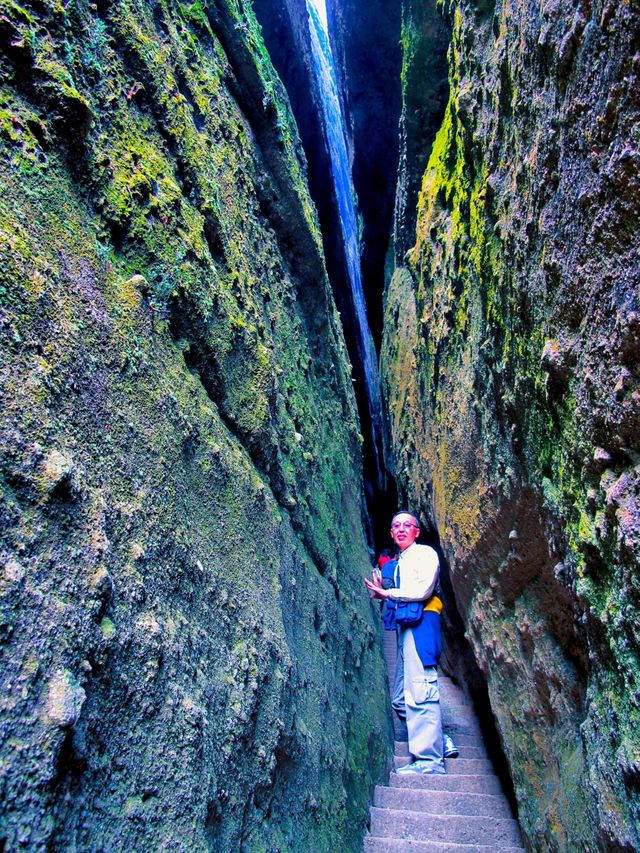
[365,511,446,775]
[374,547,459,759]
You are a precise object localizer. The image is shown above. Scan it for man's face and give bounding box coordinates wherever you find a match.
[390,513,420,551]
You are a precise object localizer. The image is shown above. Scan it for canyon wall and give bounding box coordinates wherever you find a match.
[0,0,390,849]
[327,0,402,347]
[380,0,640,848]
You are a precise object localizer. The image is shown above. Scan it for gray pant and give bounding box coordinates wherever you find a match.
[391,627,444,770]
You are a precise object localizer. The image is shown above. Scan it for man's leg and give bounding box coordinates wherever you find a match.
[391,628,406,720]
[399,628,444,774]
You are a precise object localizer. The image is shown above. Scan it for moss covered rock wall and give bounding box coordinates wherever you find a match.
[382,0,639,848]
[0,0,391,849]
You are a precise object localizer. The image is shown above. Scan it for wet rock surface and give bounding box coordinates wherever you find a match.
[0,1,390,849]
[381,0,640,849]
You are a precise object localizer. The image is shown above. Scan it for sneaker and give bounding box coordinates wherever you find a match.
[395,760,420,775]
[395,760,446,775]
[443,734,459,758]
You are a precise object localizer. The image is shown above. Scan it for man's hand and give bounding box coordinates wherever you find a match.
[364,576,389,600]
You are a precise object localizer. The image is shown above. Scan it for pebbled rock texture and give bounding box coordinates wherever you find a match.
[382,0,640,849]
[0,0,391,850]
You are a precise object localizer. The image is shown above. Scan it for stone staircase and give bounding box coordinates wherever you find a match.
[366,633,524,851]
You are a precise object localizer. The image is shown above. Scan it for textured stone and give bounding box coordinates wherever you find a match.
[380,0,640,849]
[369,807,522,845]
[45,670,86,729]
[370,684,521,849]
[391,773,504,795]
[375,786,513,817]
[365,840,524,853]
[0,1,390,849]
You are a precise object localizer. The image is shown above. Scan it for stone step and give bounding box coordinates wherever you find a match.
[374,786,513,818]
[441,714,483,725]
[439,694,471,704]
[369,807,523,846]
[441,715,479,728]
[441,722,484,739]
[390,773,504,795]
[440,703,477,715]
[445,758,495,775]
[440,710,482,723]
[440,707,480,720]
[375,648,524,851]
[364,837,525,853]
[393,720,408,742]
[440,706,476,717]
[441,731,485,744]
[393,757,496,775]
[451,746,487,760]
[440,713,482,724]
[393,730,486,749]
[444,732,487,748]
[394,741,488,760]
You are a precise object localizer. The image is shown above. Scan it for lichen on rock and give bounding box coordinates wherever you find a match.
[382,0,640,848]
[45,669,86,729]
[0,1,390,849]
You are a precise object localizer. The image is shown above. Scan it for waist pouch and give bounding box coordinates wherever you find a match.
[384,595,444,630]
[394,600,424,627]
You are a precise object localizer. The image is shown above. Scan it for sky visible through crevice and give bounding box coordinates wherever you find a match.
[305,0,384,502]
[307,0,328,32]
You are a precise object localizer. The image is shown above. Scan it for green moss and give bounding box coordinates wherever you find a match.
[0,0,386,849]
[385,0,640,847]
[100,617,116,640]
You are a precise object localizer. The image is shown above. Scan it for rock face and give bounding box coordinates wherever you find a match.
[250,0,352,351]
[391,0,450,265]
[327,0,403,346]
[0,1,390,849]
[381,0,640,849]
[250,0,390,525]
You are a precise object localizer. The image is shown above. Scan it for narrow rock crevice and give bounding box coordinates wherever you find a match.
[251,0,401,538]
[326,0,403,347]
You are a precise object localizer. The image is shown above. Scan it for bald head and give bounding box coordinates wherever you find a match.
[391,510,419,528]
